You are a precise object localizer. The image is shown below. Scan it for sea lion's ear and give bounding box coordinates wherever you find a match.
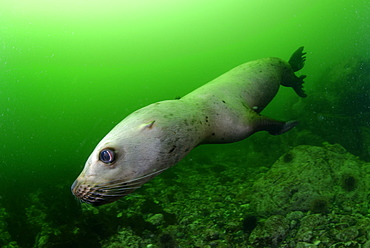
[140,120,155,130]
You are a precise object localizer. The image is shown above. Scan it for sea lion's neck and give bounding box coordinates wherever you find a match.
[135,99,211,156]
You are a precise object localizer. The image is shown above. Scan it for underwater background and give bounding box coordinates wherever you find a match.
[0,0,369,247]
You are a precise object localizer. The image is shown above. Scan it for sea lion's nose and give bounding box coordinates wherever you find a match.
[71,180,78,194]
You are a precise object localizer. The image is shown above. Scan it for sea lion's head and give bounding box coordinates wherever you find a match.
[71,114,178,206]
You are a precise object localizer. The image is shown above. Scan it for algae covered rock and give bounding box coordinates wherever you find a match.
[248,215,290,246]
[249,143,370,217]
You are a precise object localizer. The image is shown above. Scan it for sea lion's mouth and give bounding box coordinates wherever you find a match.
[71,168,167,206]
[71,179,142,206]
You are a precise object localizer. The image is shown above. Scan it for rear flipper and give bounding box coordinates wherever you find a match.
[289,46,306,72]
[255,116,299,135]
[291,74,307,98]
[283,46,307,98]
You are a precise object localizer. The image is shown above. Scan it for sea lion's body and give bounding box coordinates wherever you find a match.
[72,47,307,205]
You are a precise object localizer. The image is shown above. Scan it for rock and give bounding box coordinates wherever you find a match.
[146,213,164,226]
[248,215,289,246]
[334,226,359,242]
[295,242,319,248]
[363,240,370,248]
[249,144,370,217]
[295,214,327,243]
[329,241,361,248]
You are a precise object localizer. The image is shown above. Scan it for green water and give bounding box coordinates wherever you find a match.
[0,0,369,247]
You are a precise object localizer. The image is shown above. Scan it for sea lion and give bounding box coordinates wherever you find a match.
[71,47,307,206]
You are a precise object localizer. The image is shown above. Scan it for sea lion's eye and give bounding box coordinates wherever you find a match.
[99,148,115,164]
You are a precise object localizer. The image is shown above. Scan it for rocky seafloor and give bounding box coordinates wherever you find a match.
[3,141,370,247]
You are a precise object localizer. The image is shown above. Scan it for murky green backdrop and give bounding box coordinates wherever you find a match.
[0,0,369,247]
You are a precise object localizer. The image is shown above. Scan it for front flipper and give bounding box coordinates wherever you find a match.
[254,116,299,135]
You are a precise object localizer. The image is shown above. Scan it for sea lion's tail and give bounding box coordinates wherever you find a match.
[283,46,307,98]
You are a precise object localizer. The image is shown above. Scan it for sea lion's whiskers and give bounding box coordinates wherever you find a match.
[91,186,141,194]
[81,169,169,204]
[109,187,141,192]
[90,192,130,198]
[96,168,168,189]
[98,180,142,188]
